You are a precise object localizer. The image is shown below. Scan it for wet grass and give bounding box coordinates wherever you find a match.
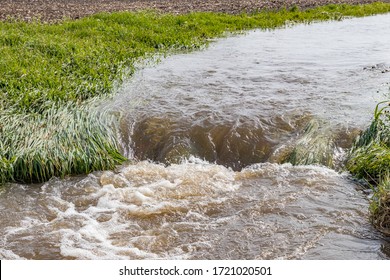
[2,2,390,184]
[0,101,126,183]
[347,101,390,181]
[285,119,335,168]
[369,176,390,235]
[347,101,390,235]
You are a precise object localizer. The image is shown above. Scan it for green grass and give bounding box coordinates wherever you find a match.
[0,100,126,183]
[2,3,390,112]
[347,101,390,182]
[369,175,390,235]
[347,101,390,235]
[2,2,390,184]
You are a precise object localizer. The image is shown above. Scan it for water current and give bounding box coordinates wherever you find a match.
[1,14,390,260]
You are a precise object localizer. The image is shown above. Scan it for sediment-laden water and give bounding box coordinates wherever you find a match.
[1,14,390,259]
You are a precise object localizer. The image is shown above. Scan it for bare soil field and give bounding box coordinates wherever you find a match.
[1,0,389,22]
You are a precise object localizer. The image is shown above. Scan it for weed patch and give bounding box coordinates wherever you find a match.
[347,101,390,235]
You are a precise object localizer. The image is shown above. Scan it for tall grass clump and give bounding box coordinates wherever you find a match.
[369,176,390,235]
[347,101,390,181]
[0,101,126,183]
[347,101,390,235]
[1,3,390,183]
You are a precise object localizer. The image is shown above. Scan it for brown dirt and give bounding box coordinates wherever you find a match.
[0,0,389,22]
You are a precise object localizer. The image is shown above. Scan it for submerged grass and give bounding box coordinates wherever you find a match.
[2,2,390,183]
[285,119,336,168]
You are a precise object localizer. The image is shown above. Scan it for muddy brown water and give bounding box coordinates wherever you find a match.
[1,14,390,259]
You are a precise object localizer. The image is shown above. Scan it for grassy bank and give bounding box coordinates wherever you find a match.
[347,101,390,235]
[2,3,390,184]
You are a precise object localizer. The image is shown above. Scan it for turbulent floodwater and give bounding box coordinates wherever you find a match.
[1,14,390,260]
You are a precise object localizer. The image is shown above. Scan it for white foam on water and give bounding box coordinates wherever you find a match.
[0,248,25,260]
[50,160,240,259]
[0,158,385,259]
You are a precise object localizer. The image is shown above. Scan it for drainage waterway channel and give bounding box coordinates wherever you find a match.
[1,14,390,260]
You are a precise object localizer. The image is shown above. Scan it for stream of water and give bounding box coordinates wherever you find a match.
[1,14,390,260]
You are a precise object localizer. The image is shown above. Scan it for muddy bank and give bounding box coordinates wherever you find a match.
[1,0,390,22]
